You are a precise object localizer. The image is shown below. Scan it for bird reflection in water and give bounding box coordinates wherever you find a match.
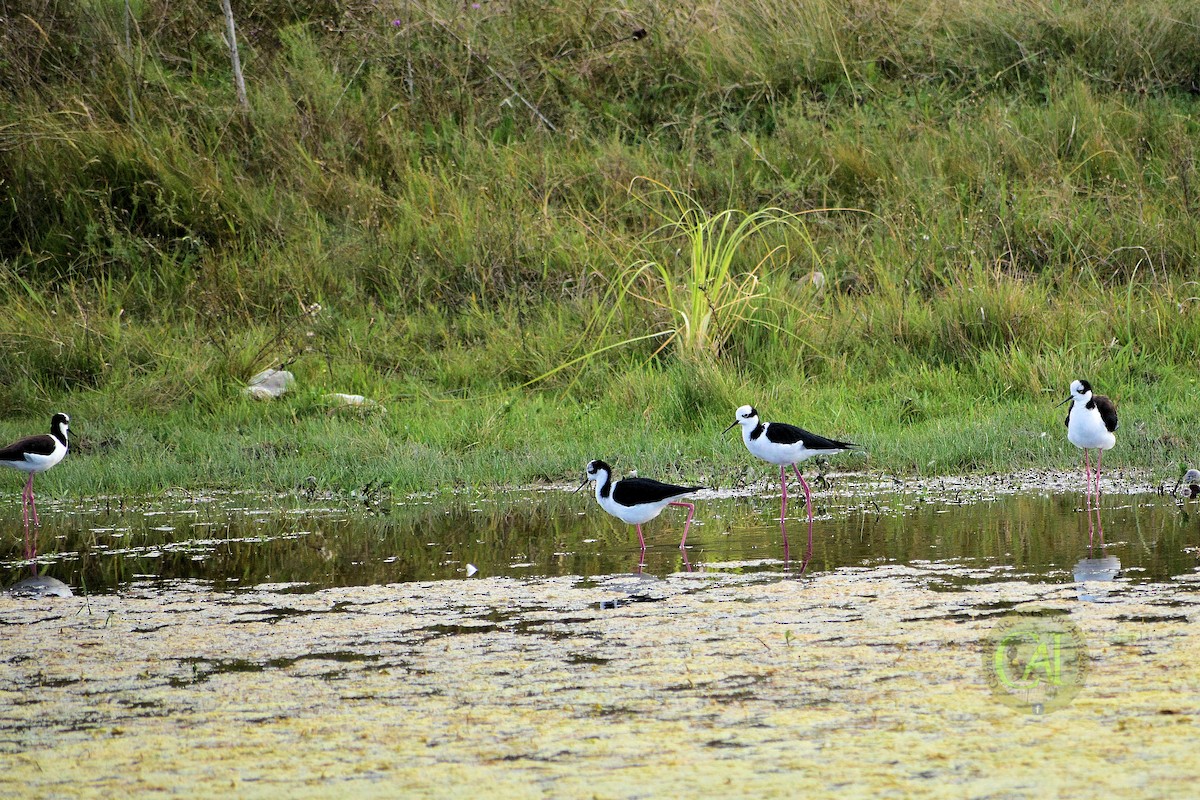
[1074,535,1121,603]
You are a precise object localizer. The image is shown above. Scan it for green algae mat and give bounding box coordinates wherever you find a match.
[3,566,1199,797]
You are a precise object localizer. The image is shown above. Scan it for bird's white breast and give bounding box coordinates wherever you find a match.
[1067,403,1116,450]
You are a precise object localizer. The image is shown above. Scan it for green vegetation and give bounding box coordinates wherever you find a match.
[2,0,1200,496]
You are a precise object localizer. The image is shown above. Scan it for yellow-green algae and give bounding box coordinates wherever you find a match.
[2,568,1198,798]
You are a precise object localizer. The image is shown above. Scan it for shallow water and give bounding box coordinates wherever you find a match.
[4,474,1200,798]
[3,474,1197,594]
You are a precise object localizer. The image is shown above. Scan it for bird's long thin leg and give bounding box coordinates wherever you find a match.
[1083,450,1095,543]
[21,478,32,561]
[635,524,646,552]
[1083,449,1093,498]
[795,548,814,578]
[1095,448,1104,503]
[28,474,40,528]
[778,466,791,560]
[792,464,815,561]
[779,466,788,528]
[670,501,695,549]
[792,464,814,524]
[1085,484,1095,545]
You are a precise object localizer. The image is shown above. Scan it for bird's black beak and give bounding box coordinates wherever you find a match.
[722,421,738,434]
[1055,396,1072,407]
[573,477,589,494]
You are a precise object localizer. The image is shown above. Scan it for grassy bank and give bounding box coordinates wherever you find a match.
[1,0,1199,496]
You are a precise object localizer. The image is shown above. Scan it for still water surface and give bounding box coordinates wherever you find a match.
[2,481,1198,594]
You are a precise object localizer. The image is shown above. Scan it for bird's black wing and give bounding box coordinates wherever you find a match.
[0,434,55,462]
[765,422,857,451]
[1093,396,1119,433]
[611,477,703,506]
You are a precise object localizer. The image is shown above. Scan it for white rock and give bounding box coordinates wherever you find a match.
[6,575,73,598]
[324,393,385,412]
[325,393,366,405]
[245,369,295,400]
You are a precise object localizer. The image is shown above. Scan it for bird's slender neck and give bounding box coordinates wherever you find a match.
[51,424,68,447]
[594,473,612,500]
[744,421,763,443]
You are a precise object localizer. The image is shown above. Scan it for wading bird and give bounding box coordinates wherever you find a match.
[1059,380,1117,501]
[0,413,70,561]
[725,405,856,562]
[577,459,702,555]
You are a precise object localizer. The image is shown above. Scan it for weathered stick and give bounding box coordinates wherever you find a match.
[220,0,249,109]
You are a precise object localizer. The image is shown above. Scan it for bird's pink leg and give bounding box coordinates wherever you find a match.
[20,477,32,560]
[1083,449,1093,498]
[1083,450,1094,543]
[778,466,792,560]
[1084,481,1094,545]
[27,474,39,528]
[779,466,788,528]
[792,465,814,524]
[635,524,646,552]
[1095,448,1104,502]
[670,501,695,549]
[795,548,814,577]
[792,464,815,560]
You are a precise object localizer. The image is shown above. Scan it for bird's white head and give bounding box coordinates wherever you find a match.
[1068,379,1093,404]
[723,405,760,434]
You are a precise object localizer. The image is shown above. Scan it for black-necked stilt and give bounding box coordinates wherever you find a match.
[1058,380,1117,503]
[0,413,69,561]
[724,404,857,534]
[576,460,702,553]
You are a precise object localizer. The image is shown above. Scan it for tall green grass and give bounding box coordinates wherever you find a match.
[2,0,1200,492]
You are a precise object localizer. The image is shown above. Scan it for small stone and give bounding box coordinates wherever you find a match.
[245,369,295,400]
[324,393,385,412]
[6,575,73,598]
